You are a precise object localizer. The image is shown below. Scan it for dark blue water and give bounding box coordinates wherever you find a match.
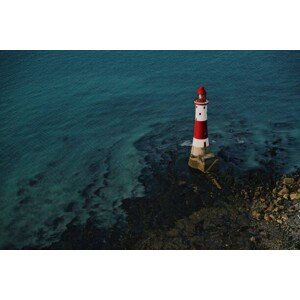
[0,51,299,248]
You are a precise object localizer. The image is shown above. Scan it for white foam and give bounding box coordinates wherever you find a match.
[237,138,245,144]
[180,140,192,147]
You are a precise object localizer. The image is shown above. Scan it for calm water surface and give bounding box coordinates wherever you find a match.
[0,51,299,248]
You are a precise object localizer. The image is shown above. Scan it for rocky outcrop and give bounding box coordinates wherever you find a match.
[249,175,300,225]
[124,170,300,250]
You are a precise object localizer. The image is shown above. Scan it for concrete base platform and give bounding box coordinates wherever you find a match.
[188,152,218,173]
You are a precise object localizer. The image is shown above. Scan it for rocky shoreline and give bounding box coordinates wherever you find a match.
[124,171,300,250]
[45,144,300,250]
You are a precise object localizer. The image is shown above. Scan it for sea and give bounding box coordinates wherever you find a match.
[0,51,299,249]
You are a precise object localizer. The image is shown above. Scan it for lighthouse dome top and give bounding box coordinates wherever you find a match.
[197,87,206,95]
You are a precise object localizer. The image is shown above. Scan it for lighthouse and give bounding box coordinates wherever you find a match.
[188,86,218,173]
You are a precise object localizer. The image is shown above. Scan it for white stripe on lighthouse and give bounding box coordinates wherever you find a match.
[195,105,207,121]
[193,137,209,148]
[192,103,209,150]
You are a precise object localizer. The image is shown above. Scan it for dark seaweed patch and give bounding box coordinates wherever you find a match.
[88,161,100,174]
[51,216,64,230]
[28,179,38,186]
[34,172,45,181]
[88,210,97,217]
[93,187,102,196]
[47,160,59,168]
[267,147,278,157]
[17,188,26,196]
[19,196,31,205]
[272,137,282,145]
[82,196,95,209]
[64,201,76,212]
[79,182,95,198]
[217,147,233,163]
[36,228,46,241]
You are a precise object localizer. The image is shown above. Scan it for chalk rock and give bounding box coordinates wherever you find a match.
[283,194,289,200]
[278,187,289,196]
[251,211,261,220]
[269,214,276,221]
[290,193,300,201]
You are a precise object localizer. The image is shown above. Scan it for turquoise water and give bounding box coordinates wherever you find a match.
[0,51,299,248]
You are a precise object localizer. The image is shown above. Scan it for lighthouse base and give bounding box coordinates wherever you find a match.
[188,151,218,173]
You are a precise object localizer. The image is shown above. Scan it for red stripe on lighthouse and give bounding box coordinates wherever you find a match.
[194,120,208,139]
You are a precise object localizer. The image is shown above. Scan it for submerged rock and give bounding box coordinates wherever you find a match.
[283,178,295,185]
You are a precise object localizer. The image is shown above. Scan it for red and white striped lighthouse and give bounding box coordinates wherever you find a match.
[191,86,209,156]
[189,86,218,172]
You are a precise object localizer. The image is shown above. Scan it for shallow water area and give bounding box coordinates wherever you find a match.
[0,51,299,249]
